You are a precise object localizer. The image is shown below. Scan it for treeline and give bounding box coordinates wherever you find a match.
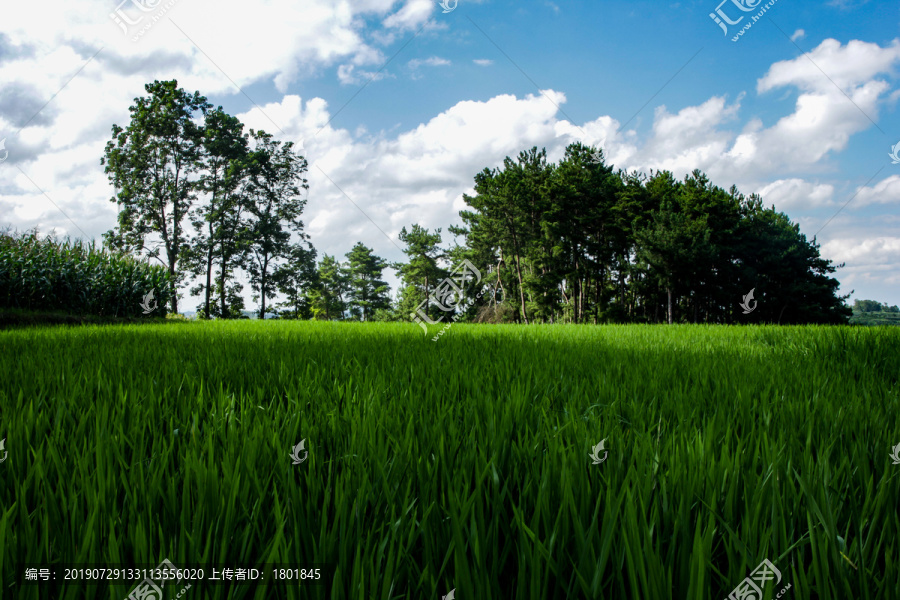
[441,145,851,325]
[853,299,899,313]
[102,80,312,320]
[0,228,171,317]
[849,299,900,327]
[100,79,398,322]
[98,80,851,325]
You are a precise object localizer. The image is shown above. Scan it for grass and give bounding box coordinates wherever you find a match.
[1,321,898,599]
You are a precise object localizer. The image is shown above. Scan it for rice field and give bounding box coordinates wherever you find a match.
[1,321,898,599]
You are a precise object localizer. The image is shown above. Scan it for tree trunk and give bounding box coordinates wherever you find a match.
[204,241,213,319]
[667,286,673,325]
[259,256,268,319]
[512,249,528,325]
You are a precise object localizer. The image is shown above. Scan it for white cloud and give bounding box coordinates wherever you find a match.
[473,59,493,67]
[337,64,391,86]
[613,39,900,184]
[852,174,900,207]
[791,29,806,42]
[758,38,900,95]
[821,236,900,269]
[756,179,836,211]
[408,56,451,69]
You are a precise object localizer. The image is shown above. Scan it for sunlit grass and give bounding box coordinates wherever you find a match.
[1,322,898,599]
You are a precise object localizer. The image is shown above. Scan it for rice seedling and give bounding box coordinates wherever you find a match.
[0,322,897,599]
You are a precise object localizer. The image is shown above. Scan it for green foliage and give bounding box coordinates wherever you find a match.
[395,224,446,322]
[854,299,899,313]
[1,322,897,598]
[850,311,900,326]
[185,106,250,319]
[307,254,350,320]
[0,229,170,317]
[849,299,900,326]
[344,242,391,321]
[272,242,317,320]
[102,79,211,314]
[454,143,851,325]
[242,129,311,319]
[103,81,312,322]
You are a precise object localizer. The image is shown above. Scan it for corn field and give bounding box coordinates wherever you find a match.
[0,230,171,317]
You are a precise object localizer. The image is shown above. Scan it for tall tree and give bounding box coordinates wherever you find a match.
[242,129,310,319]
[102,80,211,313]
[186,107,248,318]
[345,242,391,321]
[272,242,318,319]
[307,254,350,320]
[394,224,446,321]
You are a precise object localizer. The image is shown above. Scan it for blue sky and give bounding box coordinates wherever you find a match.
[1,0,898,311]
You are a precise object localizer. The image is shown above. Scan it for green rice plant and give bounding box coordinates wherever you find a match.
[0,322,897,599]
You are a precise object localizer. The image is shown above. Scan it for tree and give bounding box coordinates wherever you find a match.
[206,280,246,320]
[394,224,446,321]
[102,80,211,313]
[345,242,391,321]
[447,143,851,326]
[854,299,885,313]
[272,242,317,319]
[242,129,310,319]
[186,106,249,318]
[307,254,350,320]
[634,171,714,325]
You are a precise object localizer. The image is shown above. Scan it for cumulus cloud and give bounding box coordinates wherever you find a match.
[852,174,900,207]
[758,39,900,95]
[619,39,900,184]
[820,236,900,288]
[756,179,836,211]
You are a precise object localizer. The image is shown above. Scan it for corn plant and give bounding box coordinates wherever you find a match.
[0,229,171,318]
